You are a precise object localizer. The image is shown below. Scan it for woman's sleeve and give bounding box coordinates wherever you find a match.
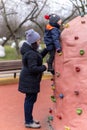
[27,53,46,74]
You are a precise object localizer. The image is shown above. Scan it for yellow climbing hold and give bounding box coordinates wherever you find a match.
[63,23,69,28]
[52,86,55,90]
[65,126,70,130]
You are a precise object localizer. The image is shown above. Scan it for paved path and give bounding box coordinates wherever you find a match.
[0,79,53,130]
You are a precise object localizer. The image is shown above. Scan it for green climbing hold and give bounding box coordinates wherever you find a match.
[80,49,85,55]
[76,108,82,115]
[48,116,53,121]
[51,95,56,102]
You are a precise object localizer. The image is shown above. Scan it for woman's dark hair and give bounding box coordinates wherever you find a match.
[31,42,38,50]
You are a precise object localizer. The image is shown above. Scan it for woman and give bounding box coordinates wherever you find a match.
[18,29,48,128]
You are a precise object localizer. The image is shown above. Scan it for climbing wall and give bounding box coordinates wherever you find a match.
[49,15,87,130]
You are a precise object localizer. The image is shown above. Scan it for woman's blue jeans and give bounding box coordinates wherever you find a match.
[24,93,38,124]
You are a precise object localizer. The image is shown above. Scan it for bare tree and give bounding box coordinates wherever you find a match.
[69,0,87,16]
[58,0,87,25]
[0,0,47,54]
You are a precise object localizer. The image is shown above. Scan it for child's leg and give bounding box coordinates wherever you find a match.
[48,49,55,71]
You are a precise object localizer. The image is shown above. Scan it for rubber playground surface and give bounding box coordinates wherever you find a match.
[0,79,53,130]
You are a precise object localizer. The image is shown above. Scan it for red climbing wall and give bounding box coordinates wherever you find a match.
[50,15,87,130]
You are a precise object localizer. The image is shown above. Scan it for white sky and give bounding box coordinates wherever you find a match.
[0,0,73,22]
[47,0,73,18]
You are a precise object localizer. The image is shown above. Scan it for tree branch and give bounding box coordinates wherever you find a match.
[2,0,47,46]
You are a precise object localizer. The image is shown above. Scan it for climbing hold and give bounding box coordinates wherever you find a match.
[52,86,55,90]
[51,95,56,102]
[74,36,79,40]
[48,116,53,121]
[51,84,54,87]
[81,20,85,24]
[51,84,55,90]
[57,115,62,120]
[51,77,54,81]
[74,90,79,95]
[49,108,53,114]
[76,108,82,115]
[63,23,69,28]
[56,72,60,77]
[80,49,85,55]
[75,67,80,72]
[59,93,64,99]
[64,126,70,130]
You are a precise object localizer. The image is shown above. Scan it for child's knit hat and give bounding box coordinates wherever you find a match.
[25,29,40,45]
[49,14,60,25]
[44,14,60,26]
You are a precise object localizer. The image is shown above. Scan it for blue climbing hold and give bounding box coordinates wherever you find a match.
[59,93,64,99]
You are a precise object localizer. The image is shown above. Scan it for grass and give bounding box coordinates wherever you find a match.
[0,44,48,62]
[0,45,21,61]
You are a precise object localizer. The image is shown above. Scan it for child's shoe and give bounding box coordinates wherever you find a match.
[57,48,62,56]
[50,69,55,75]
[48,64,55,75]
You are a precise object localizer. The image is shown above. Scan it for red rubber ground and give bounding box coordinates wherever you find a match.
[0,79,53,130]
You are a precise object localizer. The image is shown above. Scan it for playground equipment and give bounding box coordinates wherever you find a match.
[49,15,87,130]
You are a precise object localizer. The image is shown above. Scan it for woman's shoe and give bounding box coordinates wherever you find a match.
[25,122,41,129]
[33,120,40,124]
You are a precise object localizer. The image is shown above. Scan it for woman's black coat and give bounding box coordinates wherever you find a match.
[18,42,46,93]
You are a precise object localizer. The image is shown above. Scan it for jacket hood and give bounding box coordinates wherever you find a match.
[20,42,31,55]
[46,24,55,30]
[46,23,60,30]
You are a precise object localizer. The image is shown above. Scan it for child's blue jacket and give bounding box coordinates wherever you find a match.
[44,24,61,51]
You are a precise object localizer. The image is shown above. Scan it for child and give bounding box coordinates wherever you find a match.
[44,14,62,74]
